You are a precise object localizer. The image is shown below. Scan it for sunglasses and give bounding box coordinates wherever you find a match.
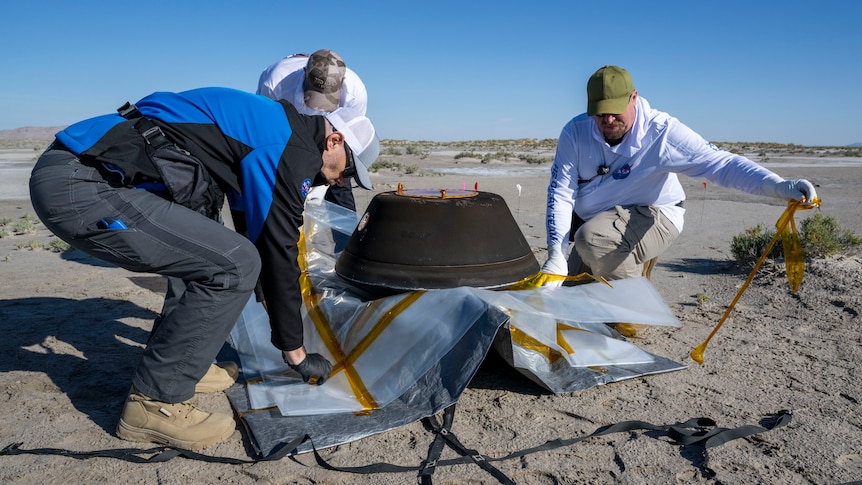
[342,141,357,179]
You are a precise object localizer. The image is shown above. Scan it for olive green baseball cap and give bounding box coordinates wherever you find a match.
[587,66,634,116]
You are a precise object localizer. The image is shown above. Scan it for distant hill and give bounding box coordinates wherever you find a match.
[0,126,65,141]
[0,125,861,149]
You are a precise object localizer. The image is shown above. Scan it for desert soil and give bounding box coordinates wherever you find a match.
[1,140,861,484]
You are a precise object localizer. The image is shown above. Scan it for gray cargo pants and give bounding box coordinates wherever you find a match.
[29,145,261,403]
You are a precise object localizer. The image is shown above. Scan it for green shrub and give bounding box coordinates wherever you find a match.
[800,212,862,258]
[48,238,71,253]
[370,160,423,173]
[730,213,861,266]
[519,154,551,164]
[402,144,429,159]
[13,215,39,235]
[731,224,783,266]
[369,160,401,172]
[454,151,478,160]
[30,240,45,250]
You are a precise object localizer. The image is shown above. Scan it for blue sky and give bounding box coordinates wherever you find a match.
[1,1,859,146]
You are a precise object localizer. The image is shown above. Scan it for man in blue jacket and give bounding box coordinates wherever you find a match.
[29,87,380,450]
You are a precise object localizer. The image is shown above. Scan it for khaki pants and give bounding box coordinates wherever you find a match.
[570,205,679,280]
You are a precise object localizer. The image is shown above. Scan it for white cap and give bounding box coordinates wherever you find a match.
[325,107,379,190]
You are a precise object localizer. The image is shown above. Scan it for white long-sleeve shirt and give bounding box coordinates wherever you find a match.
[256,54,368,115]
[546,96,780,248]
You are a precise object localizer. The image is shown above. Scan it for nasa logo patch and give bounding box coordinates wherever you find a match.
[612,163,631,180]
[301,178,312,198]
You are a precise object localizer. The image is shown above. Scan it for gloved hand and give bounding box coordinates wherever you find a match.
[762,176,818,203]
[541,245,568,288]
[541,245,568,275]
[287,353,333,385]
[304,185,328,206]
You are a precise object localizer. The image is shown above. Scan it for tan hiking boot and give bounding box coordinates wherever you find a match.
[194,361,239,393]
[116,390,235,450]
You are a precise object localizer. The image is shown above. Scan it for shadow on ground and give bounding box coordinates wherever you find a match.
[0,297,156,434]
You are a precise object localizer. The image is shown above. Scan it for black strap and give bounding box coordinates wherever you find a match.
[418,404,514,485]
[417,405,453,483]
[421,409,794,481]
[664,410,793,477]
[0,432,308,465]
[1,409,793,483]
[117,101,141,120]
[116,101,171,149]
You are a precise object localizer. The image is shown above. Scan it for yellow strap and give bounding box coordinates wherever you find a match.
[510,321,601,365]
[507,271,612,290]
[690,197,820,364]
[510,325,557,363]
[783,214,805,293]
[298,224,377,410]
[297,223,428,411]
[335,291,426,373]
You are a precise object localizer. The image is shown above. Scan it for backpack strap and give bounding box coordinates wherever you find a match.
[117,102,170,149]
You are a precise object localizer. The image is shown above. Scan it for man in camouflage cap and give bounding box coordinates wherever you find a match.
[257,49,368,215]
[303,49,347,112]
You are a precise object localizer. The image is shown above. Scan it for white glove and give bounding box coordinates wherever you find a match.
[304,185,328,207]
[762,176,818,203]
[541,245,568,276]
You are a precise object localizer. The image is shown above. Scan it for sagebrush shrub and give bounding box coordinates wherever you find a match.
[730,213,861,266]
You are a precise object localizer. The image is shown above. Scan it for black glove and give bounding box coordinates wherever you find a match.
[288,353,333,385]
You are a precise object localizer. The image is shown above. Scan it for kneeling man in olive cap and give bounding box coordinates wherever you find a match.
[543,65,817,281]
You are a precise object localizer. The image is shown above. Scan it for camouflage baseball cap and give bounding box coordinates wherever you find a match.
[587,66,634,116]
[303,49,347,112]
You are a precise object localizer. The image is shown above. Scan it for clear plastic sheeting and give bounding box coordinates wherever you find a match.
[475,279,679,369]
[493,323,687,395]
[234,287,489,416]
[226,196,686,456]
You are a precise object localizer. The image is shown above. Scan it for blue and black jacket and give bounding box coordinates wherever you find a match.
[56,87,327,351]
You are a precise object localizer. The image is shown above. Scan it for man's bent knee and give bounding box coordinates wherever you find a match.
[232,243,261,292]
